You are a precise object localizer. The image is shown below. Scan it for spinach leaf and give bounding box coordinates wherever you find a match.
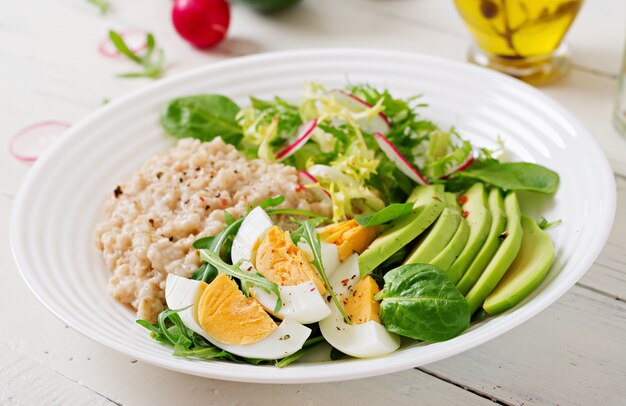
[376,263,470,341]
[454,162,559,194]
[354,202,414,227]
[161,95,243,145]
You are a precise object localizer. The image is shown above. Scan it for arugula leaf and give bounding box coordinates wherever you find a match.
[297,219,351,324]
[258,195,285,209]
[161,95,242,145]
[199,249,282,313]
[454,162,559,194]
[223,211,236,226]
[275,336,325,368]
[192,237,214,250]
[87,0,109,14]
[354,202,414,227]
[108,31,164,79]
[537,217,562,230]
[376,263,470,341]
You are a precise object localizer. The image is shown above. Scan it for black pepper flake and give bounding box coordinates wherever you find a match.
[499,230,509,240]
[182,171,187,176]
[113,186,123,198]
[336,326,340,331]
[205,205,210,210]
[215,192,221,198]
[195,167,200,171]
[184,199,189,204]
[179,178,183,183]
[148,219,155,227]
[326,296,331,302]
[156,172,163,179]
[279,334,291,341]
[168,236,174,242]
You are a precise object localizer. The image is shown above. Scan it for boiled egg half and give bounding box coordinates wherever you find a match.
[165,273,311,359]
[230,207,340,324]
[319,254,400,358]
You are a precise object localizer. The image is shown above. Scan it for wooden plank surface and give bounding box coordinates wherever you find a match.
[1,0,625,405]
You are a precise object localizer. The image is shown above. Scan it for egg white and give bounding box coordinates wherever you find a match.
[230,206,333,324]
[318,254,400,358]
[165,274,311,360]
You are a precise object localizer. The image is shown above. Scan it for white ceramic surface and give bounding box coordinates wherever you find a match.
[10,49,616,383]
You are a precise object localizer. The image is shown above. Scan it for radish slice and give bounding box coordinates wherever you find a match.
[373,132,429,186]
[9,121,71,162]
[275,119,317,160]
[440,154,475,179]
[298,170,332,201]
[330,90,391,135]
[98,30,148,58]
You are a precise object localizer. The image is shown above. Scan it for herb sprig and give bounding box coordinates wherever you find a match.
[199,249,283,313]
[108,30,165,79]
[295,219,351,324]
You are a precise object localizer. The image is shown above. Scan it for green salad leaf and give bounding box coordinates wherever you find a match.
[454,162,560,194]
[161,95,243,144]
[354,202,414,227]
[108,30,164,79]
[376,263,470,341]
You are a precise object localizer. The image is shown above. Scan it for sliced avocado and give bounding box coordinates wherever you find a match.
[358,185,446,276]
[403,193,462,265]
[447,183,492,284]
[483,215,554,315]
[457,188,506,294]
[431,216,470,273]
[465,192,523,314]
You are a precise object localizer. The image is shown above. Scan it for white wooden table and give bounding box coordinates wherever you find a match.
[2,0,625,404]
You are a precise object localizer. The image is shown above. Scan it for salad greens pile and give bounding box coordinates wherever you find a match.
[160,82,558,222]
[139,83,560,366]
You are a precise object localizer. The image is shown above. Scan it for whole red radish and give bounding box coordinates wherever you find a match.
[172,0,230,48]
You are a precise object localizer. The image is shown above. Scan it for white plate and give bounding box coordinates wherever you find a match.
[10,49,616,383]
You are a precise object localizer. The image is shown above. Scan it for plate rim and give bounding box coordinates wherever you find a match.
[10,48,617,383]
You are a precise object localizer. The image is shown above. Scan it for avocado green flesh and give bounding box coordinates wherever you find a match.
[457,188,506,295]
[447,183,492,284]
[465,192,523,314]
[483,215,554,315]
[431,217,470,273]
[358,185,446,276]
[403,207,462,265]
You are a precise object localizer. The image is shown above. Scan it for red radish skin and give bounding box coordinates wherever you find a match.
[440,155,475,179]
[373,132,430,186]
[275,119,318,160]
[172,0,230,48]
[330,90,391,134]
[298,170,332,200]
[9,121,71,162]
[98,30,148,58]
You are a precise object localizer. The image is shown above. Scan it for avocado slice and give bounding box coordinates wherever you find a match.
[358,185,446,276]
[483,215,554,315]
[465,192,523,314]
[457,188,506,295]
[447,183,492,284]
[431,216,470,273]
[403,193,462,265]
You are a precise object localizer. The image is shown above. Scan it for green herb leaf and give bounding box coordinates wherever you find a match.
[297,219,351,324]
[537,217,562,230]
[223,211,236,226]
[161,95,242,144]
[275,336,325,368]
[258,195,285,209]
[199,249,282,313]
[108,31,165,79]
[454,162,559,194]
[192,236,214,250]
[87,0,110,14]
[354,202,414,227]
[377,263,470,341]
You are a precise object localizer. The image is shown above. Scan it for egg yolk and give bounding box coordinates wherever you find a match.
[319,220,380,261]
[197,274,277,345]
[255,226,327,295]
[344,275,381,325]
